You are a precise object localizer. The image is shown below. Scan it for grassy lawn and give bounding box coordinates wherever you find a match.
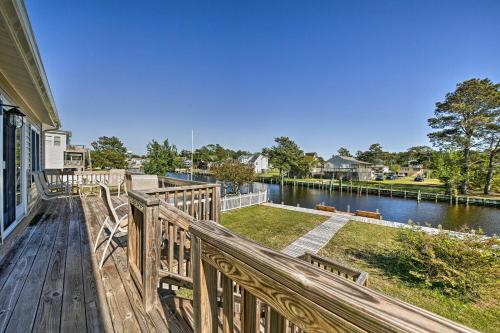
[220,205,328,250]
[318,222,500,333]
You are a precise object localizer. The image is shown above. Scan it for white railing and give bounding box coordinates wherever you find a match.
[221,190,268,211]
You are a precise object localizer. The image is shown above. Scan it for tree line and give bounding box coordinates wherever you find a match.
[89,78,499,196]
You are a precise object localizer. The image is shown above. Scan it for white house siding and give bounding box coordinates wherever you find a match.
[254,155,269,173]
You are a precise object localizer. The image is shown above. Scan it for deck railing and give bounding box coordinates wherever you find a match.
[127,180,221,312]
[298,252,368,286]
[127,183,477,332]
[44,170,110,188]
[189,220,476,333]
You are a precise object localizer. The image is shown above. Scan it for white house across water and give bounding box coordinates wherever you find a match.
[239,153,269,173]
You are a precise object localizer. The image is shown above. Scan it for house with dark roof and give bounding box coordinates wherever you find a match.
[238,153,269,173]
[324,155,372,180]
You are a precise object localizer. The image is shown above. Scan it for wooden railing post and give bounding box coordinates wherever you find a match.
[212,184,221,223]
[128,191,160,312]
[192,235,218,333]
[241,289,259,333]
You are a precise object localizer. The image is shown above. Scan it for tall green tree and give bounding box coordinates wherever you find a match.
[192,144,250,164]
[262,137,303,186]
[406,146,434,167]
[211,160,255,194]
[143,139,180,176]
[481,122,500,194]
[433,151,463,195]
[90,136,128,169]
[356,143,386,164]
[428,78,500,194]
[337,147,352,157]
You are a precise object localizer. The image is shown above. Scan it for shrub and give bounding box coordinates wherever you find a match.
[392,227,499,300]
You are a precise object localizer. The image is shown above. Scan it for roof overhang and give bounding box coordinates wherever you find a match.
[0,0,59,128]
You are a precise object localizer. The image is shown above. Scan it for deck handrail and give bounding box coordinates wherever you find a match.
[189,220,477,333]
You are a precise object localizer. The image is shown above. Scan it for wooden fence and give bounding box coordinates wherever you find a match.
[221,190,268,212]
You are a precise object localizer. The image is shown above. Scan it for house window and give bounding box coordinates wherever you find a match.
[53,136,61,146]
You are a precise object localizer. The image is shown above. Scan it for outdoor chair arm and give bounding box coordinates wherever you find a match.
[118,214,129,231]
[114,202,128,210]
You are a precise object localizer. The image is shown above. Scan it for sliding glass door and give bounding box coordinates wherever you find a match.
[2,114,26,235]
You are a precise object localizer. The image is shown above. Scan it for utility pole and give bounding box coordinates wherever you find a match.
[191,129,194,181]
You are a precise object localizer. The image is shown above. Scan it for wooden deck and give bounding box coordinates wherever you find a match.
[0,196,193,333]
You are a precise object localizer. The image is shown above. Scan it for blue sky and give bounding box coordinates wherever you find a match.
[26,0,500,157]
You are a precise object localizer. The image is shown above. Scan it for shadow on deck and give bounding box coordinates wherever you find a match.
[0,196,193,333]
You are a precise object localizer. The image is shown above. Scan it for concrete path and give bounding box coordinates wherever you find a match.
[268,203,350,257]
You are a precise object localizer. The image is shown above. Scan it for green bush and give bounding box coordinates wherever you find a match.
[392,227,499,300]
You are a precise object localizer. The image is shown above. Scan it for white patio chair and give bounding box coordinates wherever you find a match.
[34,171,73,210]
[106,169,125,198]
[94,182,128,268]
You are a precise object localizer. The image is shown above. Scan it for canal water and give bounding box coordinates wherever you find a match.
[167,173,500,235]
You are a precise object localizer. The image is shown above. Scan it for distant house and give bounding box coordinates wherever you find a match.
[238,153,269,173]
[323,155,372,180]
[401,163,424,177]
[372,164,389,174]
[44,130,89,171]
[128,157,145,170]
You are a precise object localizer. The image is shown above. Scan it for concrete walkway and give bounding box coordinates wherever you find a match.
[264,203,351,257]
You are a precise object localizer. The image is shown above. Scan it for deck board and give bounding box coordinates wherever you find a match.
[0,201,54,332]
[60,203,87,332]
[0,195,194,332]
[33,201,71,332]
[5,200,62,332]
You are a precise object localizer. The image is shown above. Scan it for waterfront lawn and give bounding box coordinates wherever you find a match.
[318,222,500,333]
[220,205,328,250]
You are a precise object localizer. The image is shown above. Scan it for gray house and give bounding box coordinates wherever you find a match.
[323,155,372,180]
